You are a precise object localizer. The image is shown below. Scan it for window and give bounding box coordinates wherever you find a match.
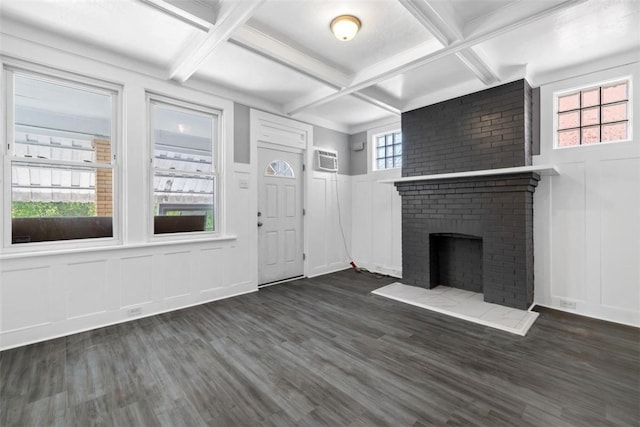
[374,130,402,170]
[265,160,294,178]
[556,79,630,147]
[5,69,117,245]
[149,96,219,235]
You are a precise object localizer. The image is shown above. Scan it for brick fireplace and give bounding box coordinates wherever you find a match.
[396,80,539,310]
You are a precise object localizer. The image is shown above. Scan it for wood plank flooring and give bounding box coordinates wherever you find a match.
[1,270,639,426]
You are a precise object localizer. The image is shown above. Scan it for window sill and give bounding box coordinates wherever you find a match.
[0,234,237,261]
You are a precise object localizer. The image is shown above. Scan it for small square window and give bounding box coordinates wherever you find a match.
[558,92,580,112]
[558,129,580,147]
[558,111,580,130]
[581,126,600,144]
[602,102,627,123]
[581,88,600,108]
[555,78,630,147]
[581,107,600,127]
[602,122,627,142]
[602,82,628,104]
[373,130,402,170]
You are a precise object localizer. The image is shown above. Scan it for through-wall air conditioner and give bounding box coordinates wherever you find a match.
[315,148,339,172]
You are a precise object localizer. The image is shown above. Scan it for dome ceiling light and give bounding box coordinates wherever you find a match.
[330,15,361,41]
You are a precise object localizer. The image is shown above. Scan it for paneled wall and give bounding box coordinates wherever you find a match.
[0,37,256,350]
[534,62,640,326]
[349,122,402,277]
[0,164,255,350]
[307,171,353,277]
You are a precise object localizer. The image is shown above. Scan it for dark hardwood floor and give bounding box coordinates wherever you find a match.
[1,270,639,426]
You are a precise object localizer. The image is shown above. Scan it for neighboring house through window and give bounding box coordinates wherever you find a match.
[5,67,118,245]
[148,95,219,235]
[556,78,630,147]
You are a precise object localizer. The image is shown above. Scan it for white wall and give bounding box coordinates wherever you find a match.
[534,62,640,326]
[350,122,402,277]
[0,37,256,350]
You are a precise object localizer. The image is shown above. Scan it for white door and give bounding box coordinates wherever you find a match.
[258,147,304,285]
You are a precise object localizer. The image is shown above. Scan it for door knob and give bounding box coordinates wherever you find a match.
[257,222,263,227]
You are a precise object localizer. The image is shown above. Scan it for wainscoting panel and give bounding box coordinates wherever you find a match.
[161,251,192,301]
[66,260,108,319]
[0,266,51,332]
[599,157,640,311]
[120,255,153,308]
[306,172,351,277]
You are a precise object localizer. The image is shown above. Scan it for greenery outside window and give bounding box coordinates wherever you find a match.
[148,95,219,235]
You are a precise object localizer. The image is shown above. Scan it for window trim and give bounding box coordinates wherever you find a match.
[2,65,122,251]
[146,92,222,240]
[553,75,633,149]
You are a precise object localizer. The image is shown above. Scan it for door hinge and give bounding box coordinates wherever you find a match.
[302,208,306,216]
[302,163,306,171]
[303,253,306,261]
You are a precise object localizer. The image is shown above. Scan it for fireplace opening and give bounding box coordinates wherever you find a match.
[429,233,483,293]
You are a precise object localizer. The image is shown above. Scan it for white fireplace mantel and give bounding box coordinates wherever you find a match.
[378,164,558,184]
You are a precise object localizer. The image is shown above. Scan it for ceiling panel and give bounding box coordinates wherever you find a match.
[373,54,480,105]
[447,0,517,26]
[475,0,640,83]
[194,42,331,106]
[299,95,394,128]
[248,0,434,74]
[0,0,201,67]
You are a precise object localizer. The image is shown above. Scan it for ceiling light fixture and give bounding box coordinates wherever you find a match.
[331,15,361,41]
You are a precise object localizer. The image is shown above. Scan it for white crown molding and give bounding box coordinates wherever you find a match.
[348,116,401,136]
[0,20,168,81]
[528,48,640,88]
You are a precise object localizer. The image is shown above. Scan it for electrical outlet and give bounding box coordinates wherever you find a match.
[559,299,577,310]
[126,307,143,317]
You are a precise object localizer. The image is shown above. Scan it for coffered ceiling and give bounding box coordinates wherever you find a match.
[1,0,638,133]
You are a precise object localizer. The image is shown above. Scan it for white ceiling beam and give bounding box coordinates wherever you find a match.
[138,0,218,31]
[399,0,499,86]
[230,25,402,116]
[287,0,585,116]
[169,0,265,83]
[354,87,402,116]
[455,48,500,85]
[230,25,350,89]
[397,0,460,45]
[283,38,443,115]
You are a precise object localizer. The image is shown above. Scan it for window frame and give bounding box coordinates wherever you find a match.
[371,129,402,171]
[553,76,633,149]
[146,93,221,239]
[2,64,121,251]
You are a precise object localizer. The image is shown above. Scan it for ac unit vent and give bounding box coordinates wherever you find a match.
[316,149,338,172]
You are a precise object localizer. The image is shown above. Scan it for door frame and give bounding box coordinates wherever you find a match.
[250,109,313,286]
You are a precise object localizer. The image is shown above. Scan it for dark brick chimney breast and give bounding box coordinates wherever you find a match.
[396,80,539,310]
